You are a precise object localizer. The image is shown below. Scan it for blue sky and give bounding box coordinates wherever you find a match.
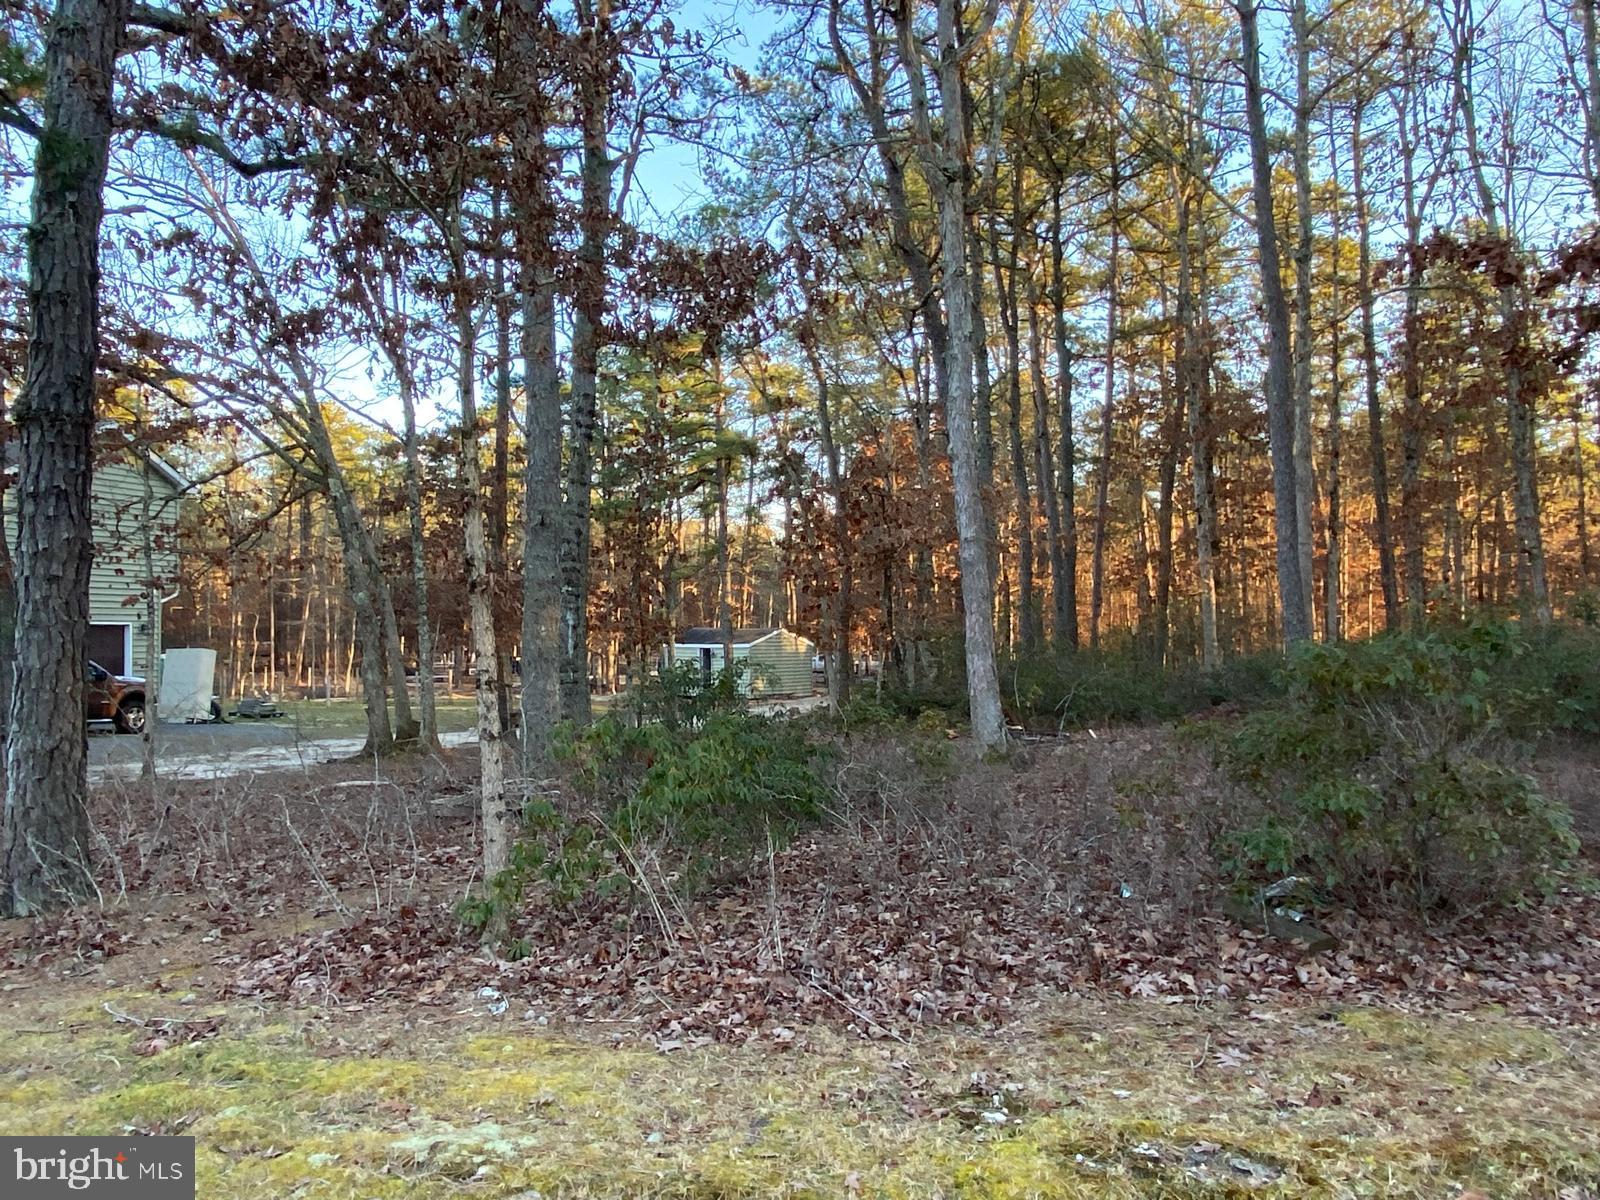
[620,0,780,225]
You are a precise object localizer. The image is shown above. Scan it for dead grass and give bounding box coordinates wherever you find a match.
[0,982,1595,1198]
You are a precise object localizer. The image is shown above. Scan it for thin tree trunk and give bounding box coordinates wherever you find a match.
[491,191,514,737]
[714,357,735,672]
[1049,184,1079,648]
[1153,324,1184,667]
[1351,100,1400,627]
[804,342,851,712]
[1325,125,1345,642]
[398,365,439,747]
[450,221,511,888]
[1290,0,1317,637]
[1090,150,1120,649]
[1575,407,1592,579]
[1176,186,1220,668]
[1027,279,1067,646]
[992,194,1038,653]
[1448,5,1550,623]
[1237,0,1311,644]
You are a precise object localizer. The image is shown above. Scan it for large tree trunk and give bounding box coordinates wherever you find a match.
[559,0,614,726]
[519,218,562,778]
[892,0,1005,748]
[3,0,130,913]
[1237,0,1311,644]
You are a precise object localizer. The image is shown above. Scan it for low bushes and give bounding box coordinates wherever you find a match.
[1214,620,1581,918]
[461,680,831,939]
[879,639,1284,730]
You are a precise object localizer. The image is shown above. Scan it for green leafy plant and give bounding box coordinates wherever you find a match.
[1215,621,1579,917]
[461,707,832,940]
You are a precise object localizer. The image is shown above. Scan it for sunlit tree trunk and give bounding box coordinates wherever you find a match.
[1176,186,1220,668]
[1237,0,1311,644]
[1049,184,1079,648]
[891,0,1006,748]
[1026,280,1067,645]
[1351,100,1400,628]
[1090,146,1120,650]
[1290,0,1317,638]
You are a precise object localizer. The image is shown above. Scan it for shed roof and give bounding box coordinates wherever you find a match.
[675,626,781,647]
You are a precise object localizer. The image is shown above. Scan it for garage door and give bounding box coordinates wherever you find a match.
[88,623,130,675]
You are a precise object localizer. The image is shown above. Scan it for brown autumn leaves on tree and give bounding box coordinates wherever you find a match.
[3,0,1600,912]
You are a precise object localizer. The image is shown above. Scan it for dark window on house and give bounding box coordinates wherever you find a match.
[88,623,129,675]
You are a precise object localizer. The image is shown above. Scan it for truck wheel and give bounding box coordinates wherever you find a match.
[115,698,146,735]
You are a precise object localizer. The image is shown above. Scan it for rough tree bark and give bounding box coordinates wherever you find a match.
[2,0,130,914]
[891,0,1006,749]
[558,0,615,726]
[1289,0,1317,638]
[519,193,563,780]
[1237,0,1311,644]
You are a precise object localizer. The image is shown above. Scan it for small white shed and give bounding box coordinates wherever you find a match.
[671,627,816,698]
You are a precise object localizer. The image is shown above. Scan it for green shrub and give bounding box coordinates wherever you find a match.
[607,660,748,731]
[1216,621,1579,917]
[994,646,1286,731]
[1506,621,1600,734]
[459,709,831,941]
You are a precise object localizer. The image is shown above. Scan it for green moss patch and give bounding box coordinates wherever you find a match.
[0,990,1594,1198]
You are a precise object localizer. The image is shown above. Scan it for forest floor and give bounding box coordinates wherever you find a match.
[5,726,1599,1198]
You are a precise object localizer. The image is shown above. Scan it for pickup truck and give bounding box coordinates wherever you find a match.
[86,661,146,734]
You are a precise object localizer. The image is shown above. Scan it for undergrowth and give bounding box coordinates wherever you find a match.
[463,664,830,938]
[1214,618,1585,917]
